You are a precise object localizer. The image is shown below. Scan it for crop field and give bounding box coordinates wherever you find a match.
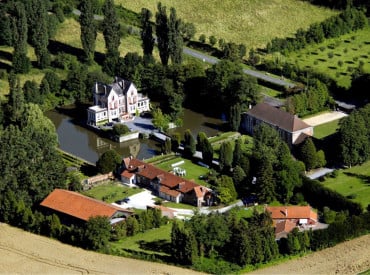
[121,0,337,49]
[280,25,370,88]
[322,161,370,208]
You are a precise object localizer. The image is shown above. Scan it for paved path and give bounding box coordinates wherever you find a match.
[303,111,348,127]
[306,168,334,180]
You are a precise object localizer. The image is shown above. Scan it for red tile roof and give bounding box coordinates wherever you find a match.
[40,189,132,221]
[121,170,135,179]
[247,103,311,132]
[159,186,181,198]
[275,220,297,239]
[125,158,206,198]
[266,206,318,221]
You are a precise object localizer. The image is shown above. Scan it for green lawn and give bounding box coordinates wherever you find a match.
[154,157,210,185]
[110,223,172,256]
[322,161,370,209]
[162,201,196,210]
[280,25,370,88]
[82,181,143,203]
[121,0,337,49]
[313,119,340,139]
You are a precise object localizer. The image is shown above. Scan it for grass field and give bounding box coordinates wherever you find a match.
[323,161,370,208]
[280,25,370,88]
[82,181,143,203]
[154,157,210,185]
[313,119,340,139]
[110,223,172,256]
[121,0,337,49]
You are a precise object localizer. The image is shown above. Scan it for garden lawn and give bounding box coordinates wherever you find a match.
[280,25,370,89]
[154,157,210,185]
[82,181,143,203]
[121,0,337,49]
[313,119,340,139]
[110,223,172,256]
[323,161,370,209]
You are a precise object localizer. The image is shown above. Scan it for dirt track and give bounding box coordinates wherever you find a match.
[0,223,200,275]
[302,111,348,126]
[1,223,369,275]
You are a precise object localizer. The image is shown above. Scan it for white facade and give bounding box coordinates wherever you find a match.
[87,77,150,126]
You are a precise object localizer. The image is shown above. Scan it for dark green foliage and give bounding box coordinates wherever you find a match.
[219,141,233,172]
[65,62,88,102]
[84,216,111,251]
[96,149,121,174]
[0,6,12,46]
[214,175,237,204]
[156,3,170,66]
[179,22,196,41]
[299,138,318,170]
[229,103,241,131]
[23,80,42,105]
[183,129,196,158]
[102,0,121,57]
[168,7,183,65]
[141,8,155,59]
[197,132,213,165]
[11,2,30,73]
[79,0,97,63]
[171,221,198,265]
[26,0,50,68]
[43,71,61,95]
[162,138,172,154]
[0,104,66,205]
[6,74,25,124]
[126,215,139,236]
[338,105,370,166]
[112,124,129,136]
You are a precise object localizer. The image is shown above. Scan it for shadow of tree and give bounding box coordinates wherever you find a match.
[0,50,12,62]
[343,172,370,185]
[137,239,172,254]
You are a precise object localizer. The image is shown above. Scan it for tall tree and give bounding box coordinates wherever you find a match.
[183,129,196,158]
[25,0,50,68]
[168,7,183,65]
[11,2,30,73]
[102,0,120,74]
[155,2,170,66]
[84,216,111,251]
[219,141,233,172]
[79,0,97,63]
[96,149,121,174]
[6,74,25,124]
[197,132,213,165]
[0,6,12,46]
[141,8,155,61]
[299,138,318,171]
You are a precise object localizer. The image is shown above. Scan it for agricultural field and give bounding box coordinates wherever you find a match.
[322,160,370,209]
[82,181,143,203]
[122,0,337,49]
[280,25,370,88]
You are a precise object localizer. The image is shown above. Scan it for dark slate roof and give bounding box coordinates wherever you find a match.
[247,103,311,132]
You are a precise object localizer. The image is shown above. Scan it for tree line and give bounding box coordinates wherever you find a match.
[266,7,367,54]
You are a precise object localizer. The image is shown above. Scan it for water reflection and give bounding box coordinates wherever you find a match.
[46,108,224,164]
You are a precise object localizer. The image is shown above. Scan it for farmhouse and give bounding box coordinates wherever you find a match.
[120,157,211,207]
[240,103,313,146]
[87,77,150,126]
[266,205,318,239]
[40,189,133,226]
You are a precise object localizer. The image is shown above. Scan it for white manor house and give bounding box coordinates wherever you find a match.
[87,77,150,126]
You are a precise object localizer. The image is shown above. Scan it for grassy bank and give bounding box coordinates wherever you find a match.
[322,161,370,209]
[313,119,340,139]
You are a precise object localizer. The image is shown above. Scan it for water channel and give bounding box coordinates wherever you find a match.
[46,108,224,164]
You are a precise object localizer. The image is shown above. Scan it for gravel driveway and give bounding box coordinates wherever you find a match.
[303,111,348,126]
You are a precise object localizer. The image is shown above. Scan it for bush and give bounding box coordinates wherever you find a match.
[113,124,130,136]
[199,34,206,43]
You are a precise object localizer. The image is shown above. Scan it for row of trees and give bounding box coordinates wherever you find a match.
[171,211,278,268]
[266,8,367,54]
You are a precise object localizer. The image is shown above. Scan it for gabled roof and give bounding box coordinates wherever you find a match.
[159,186,181,198]
[246,103,311,132]
[266,206,317,221]
[40,189,132,222]
[275,220,297,239]
[121,170,135,179]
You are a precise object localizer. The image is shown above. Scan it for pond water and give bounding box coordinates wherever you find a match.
[46,108,224,164]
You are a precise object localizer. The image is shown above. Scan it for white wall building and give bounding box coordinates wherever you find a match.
[87,77,150,126]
